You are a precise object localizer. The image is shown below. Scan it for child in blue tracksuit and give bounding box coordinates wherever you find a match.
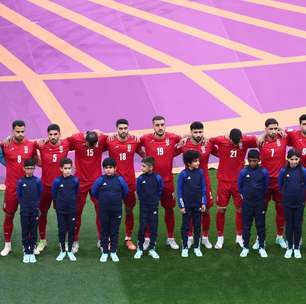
[278,149,306,259]
[177,150,206,258]
[17,158,43,264]
[238,149,269,258]
[91,158,128,263]
[52,158,79,262]
[134,157,164,260]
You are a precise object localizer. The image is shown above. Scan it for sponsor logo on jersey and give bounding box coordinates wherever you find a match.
[23,183,27,187]
[60,184,64,188]
[127,144,131,152]
[187,176,191,180]
[286,174,290,177]
[24,146,28,154]
[103,182,107,186]
[246,174,250,178]
[142,180,146,184]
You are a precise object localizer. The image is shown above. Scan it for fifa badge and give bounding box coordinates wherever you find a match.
[165,138,170,146]
[24,146,28,154]
[127,144,131,152]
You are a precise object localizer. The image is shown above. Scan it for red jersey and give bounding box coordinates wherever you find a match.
[37,140,72,187]
[210,135,257,182]
[259,134,287,179]
[106,135,142,187]
[286,129,306,167]
[67,132,107,185]
[1,139,37,188]
[140,132,181,183]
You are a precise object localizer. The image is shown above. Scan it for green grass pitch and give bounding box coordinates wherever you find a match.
[1,169,306,304]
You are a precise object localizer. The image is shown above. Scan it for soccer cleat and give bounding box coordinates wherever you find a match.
[36,240,47,253]
[166,238,179,250]
[125,239,136,251]
[187,236,194,249]
[275,235,287,249]
[252,237,259,250]
[194,247,203,257]
[202,237,212,249]
[110,252,120,262]
[0,242,12,256]
[259,248,268,258]
[134,249,143,259]
[240,248,249,258]
[284,249,293,259]
[56,251,66,261]
[148,249,160,259]
[72,241,79,254]
[294,249,302,259]
[214,236,224,250]
[23,254,30,264]
[143,238,150,251]
[181,248,189,258]
[99,253,108,263]
[235,235,244,248]
[29,254,37,263]
[67,252,77,262]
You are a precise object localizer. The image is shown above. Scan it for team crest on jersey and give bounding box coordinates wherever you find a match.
[276,139,281,147]
[59,145,63,153]
[24,146,28,154]
[127,144,131,152]
[165,138,170,146]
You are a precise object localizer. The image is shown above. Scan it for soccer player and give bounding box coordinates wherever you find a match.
[17,158,43,263]
[255,118,287,249]
[140,116,181,250]
[36,124,72,253]
[67,131,107,253]
[210,128,258,249]
[1,120,37,256]
[106,119,144,251]
[176,121,217,249]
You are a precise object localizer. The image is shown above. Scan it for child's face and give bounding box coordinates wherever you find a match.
[248,158,259,169]
[288,156,300,168]
[104,166,115,176]
[141,163,153,174]
[24,166,35,177]
[189,158,200,169]
[60,164,72,177]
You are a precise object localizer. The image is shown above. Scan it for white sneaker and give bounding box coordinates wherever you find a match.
[37,240,47,252]
[29,254,37,263]
[284,249,293,259]
[181,248,189,257]
[259,248,268,258]
[1,242,12,256]
[294,249,302,259]
[240,248,249,258]
[110,252,119,262]
[148,249,160,259]
[214,236,224,249]
[134,249,143,259]
[252,238,259,250]
[72,241,79,254]
[235,235,244,248]
[97,240,101,249]
[202,237,212,249]
[34,247,40,255]
[275,235,287,249]
[67,252,77,261]
[187,236,194,249]
[23,254,30,263]
[166,238,179,250]
[100,253,108,263]
[194,247,203,257]
[56,251,66,261]
[143,238,150,251]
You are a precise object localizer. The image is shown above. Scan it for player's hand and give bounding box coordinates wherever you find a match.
[3,135,13,146]
[37,138,47,148]
[177,137,187,148]
[200,205,206,213]
[180,208,186,214]
[256,132,266,146]
[201,137,208,145]
[107,133,117,141]
[277,127,285,137]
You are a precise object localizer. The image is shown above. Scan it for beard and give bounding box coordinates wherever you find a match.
[192,136,202,143]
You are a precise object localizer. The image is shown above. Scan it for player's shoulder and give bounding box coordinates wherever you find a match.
[166,132,180,140]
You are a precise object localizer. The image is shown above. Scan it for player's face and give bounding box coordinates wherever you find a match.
[60,164,72,177]
[13,126,25,142]
[189,158,200,169]
[104,165,115,176]
[141,163,153,174]
[248,158,259,169]
[117,124,129,140]
[48,130,60,145]
[191,129,203,143]
[288,155,300,168]
[153,119,166,137]
[24,166,35,177]
[300,120,306,135]
[266,124,278,138]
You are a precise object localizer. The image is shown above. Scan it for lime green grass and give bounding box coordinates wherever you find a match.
[1,170,306,304]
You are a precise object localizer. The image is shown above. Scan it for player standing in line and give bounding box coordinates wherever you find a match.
[209,129,258,249]
[140,116,181,250]
[105,119,145,251]
[1,120,37,256]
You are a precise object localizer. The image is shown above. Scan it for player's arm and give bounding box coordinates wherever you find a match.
[284,128,294,147]
[0,145,6,166]
[244,134,258,148]
[278,168,285,192]
[177,171,185,214]
[91,177,103,200]
[199,169,207,211]
[136,141,146,158]
[118,176,129,199]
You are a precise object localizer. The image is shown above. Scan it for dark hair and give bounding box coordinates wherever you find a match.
[60,157,73,168]
[183,150,200,166]
[247,149,260,160]
[287,148,301,159]
[142,157,155,167]
[299,114,306,125]
[152,115,165,123]
[85,131,98,148]
[190,121,204,131]
[47,123,60,133]
[229,128,242,145]
[24,158,36,167]
[12,120,25,129]
[265,118,278,128]
[103,157,116,168]
[116,119,129,127]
